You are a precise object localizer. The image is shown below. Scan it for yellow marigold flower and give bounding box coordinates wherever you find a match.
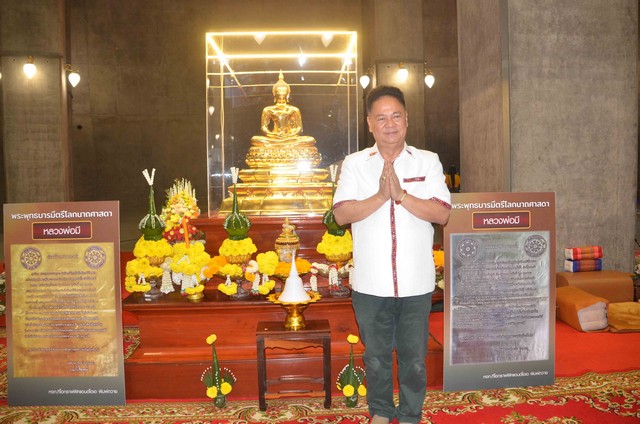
[218,282,238,296]
[342,385,355,397]
[317,230,353,256]
[264,279,276,290]
[206,334,217,344]
[219,264,243,279]
[256,251,279,275]
[433,250,445,268]
[358,385,367,396]
[258,285,271,295]
[245,272,255,282]
[296,258,312,273]
[347,334,359,344]
[185,286,196,295]
[124,275,137,292]
[195,284,204,293]
[220,382,232,395]
[206,386,218,398]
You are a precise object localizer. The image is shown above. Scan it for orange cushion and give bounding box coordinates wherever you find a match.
[556,271,633,303]
[556,286,608,331]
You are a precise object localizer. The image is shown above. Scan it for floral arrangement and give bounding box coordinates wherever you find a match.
[317,164,353,262]
[310,260,354,291]
[125,169,173,294]
[322,164,347,237]
[138,168,165,241]
[316,230,353,261]
[205,255,244,296]
[124,256,163,293]
[274,257,312,279]
[253,251,281,294]
[207,250,310,296]
[161,178,203,243]
[201,334,236,408]
[219,238,258,262]
[433,250,445,290]
[133,236,173,260]
[223,167,251,241]
[336,334,366,407]
[169,241,211,296]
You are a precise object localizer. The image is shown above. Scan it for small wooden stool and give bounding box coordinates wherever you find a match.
[256,319,331,411]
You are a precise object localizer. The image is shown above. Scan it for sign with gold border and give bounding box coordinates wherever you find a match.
[442,192,556,391]
[3,201,125,406]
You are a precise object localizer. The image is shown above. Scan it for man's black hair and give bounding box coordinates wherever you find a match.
[365,85,406,113]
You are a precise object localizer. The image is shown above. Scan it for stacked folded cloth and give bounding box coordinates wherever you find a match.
[564,246,603,272]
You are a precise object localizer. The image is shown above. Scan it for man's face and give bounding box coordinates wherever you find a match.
[366,95,408,149]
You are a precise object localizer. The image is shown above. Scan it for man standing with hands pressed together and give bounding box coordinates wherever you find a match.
[333,86,451,424]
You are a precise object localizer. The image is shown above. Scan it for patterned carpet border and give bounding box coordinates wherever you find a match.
[0,370,637,423]
[0,328,639,422]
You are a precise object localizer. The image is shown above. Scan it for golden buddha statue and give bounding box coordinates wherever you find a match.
[245,72,322,169]
[222,73,332,215]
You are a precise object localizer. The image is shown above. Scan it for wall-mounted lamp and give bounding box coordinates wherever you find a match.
[424,67,435,88]
[23,56,37,79]
[208,106,215,116]
[64,64,81,87]
[396,62,409,83]
[360,66,373,89]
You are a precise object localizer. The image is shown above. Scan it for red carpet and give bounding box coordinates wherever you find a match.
[1,315,639,422]
[428,312,640,378]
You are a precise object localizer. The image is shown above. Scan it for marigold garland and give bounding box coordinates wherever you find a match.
[218,238,257,257]
[274,257,312,278]
[132,236,173,259]
[317,230,353,256]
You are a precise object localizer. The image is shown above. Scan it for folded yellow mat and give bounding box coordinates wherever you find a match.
[608,302,640,333]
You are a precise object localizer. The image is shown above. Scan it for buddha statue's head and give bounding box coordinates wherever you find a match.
[272,72,291,102]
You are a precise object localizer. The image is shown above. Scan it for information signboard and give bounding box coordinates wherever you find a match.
[443,192,555,391]
[4,201,125,405]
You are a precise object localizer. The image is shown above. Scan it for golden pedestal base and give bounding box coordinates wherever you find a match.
[267,291,322,331]
[219,182,334,215]
[238,168,329,183]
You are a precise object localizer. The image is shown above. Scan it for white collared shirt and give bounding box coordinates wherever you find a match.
[333,143,451,298]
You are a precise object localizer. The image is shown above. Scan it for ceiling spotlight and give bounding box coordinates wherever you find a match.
[321,33,333,47]
[254,33,266,45]
[23,56,37,79]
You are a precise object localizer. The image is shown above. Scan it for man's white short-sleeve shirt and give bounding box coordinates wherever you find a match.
[333,143,451,298]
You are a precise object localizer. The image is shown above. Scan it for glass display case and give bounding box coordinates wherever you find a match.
[206,31,360,216]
